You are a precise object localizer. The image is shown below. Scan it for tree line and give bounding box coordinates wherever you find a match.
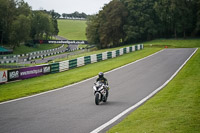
[0,0,59,49]
[62,12,88,19]
[86,0,200,49]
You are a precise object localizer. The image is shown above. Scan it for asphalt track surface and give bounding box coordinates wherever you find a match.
[0,48,196,133]
[54,35,79,51]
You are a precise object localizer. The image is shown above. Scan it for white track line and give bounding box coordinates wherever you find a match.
[0,49,164,105]
[90,48,198,133]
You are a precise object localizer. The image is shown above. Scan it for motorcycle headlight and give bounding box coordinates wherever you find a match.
[93,86,97,91]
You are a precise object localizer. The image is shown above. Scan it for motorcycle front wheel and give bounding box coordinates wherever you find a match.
[95,93,100,105]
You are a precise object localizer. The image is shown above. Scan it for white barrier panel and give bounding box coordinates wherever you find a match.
[0,70,8,83]
[132,46,135,51]
[120,48,123,55]
[138,44,140,50]
[59,60,69,72]
[91,54,97,63]
[77,57,84,67]
[102,52,107,60]
[126,47,130,53]
[112,51,116,58]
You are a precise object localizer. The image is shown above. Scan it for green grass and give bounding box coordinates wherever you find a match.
[78,44,88,49]
[0,47,161,102]
[13,44,63,55]
[107,50,200,132]
[58,19,87,40]
[143,38,200,48]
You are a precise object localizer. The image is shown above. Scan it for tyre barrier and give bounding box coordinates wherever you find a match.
[0,44,143,84]
[0,45,65,64]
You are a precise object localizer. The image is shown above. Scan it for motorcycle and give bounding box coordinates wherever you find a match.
[93,81,109,105]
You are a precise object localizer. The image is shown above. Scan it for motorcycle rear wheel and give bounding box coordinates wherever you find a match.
[103,91,108,103]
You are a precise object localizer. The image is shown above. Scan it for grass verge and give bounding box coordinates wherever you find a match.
[13,44,63,55]
[107,49,200,133]
[58,19,87,40]
[0,47,161,102]
[143,38,200,48]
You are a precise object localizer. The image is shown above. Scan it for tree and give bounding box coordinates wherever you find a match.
[195,0,200,35]
[122,0,158,43]
[31,11,55,40]
[0,0,16,44]
[86,0,128,48]
[99,0,128,47]
[154,0,197,38]
[10,14,31,48]
[86,15,100,47]
[49,10,59,35]
[62,11,88,19]
[0,0,60,49]
[16,0,32,17]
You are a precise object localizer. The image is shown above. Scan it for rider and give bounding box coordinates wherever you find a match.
[96,72,109,90]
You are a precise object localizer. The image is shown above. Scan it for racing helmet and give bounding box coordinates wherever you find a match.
[98,72,104,78]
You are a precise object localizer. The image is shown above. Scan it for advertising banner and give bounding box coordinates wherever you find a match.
[8,69,20,81]
[42,65,51,74]
[7,65,51,81]
[0,70,8,83]
[19,66,43,79]
[34,40,88,44]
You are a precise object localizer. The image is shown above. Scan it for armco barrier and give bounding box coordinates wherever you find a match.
[116,50,120,57]
[123,48,127,54]
[102,52,107,60]
[0,44,143,84]
[135,45,138,51]
[84,56,91,65]
[6,65,51,82]
[0,70,7,83]
[130,46,133,52]
[77,57,84,67]
[107,52,112,59]
[127,47,130,53]
[112,51,116,58]
[91,54,97,63]
[69,59,77,69]
[0,45,66,64]
[138,44,140,50]
[120,48,123,55]
[50,63,59,73]
[97,54,102,62]
[140,44,143,50]
[59,60,69,72]
[8,69,20,81]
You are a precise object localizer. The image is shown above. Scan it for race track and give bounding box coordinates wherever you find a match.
[0,48,196,133]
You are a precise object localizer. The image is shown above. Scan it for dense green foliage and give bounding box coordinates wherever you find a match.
[0,0,59,49]
[86,0,200,48]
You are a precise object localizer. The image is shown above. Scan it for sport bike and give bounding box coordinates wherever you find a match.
[93,81,108,105]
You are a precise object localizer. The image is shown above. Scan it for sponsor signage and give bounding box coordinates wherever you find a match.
[42,65,51,74]
[0,70,8,83]
[7,65,51,81]
[34,40,88,44]
[19,66,43,79]
[8,69,20,81]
